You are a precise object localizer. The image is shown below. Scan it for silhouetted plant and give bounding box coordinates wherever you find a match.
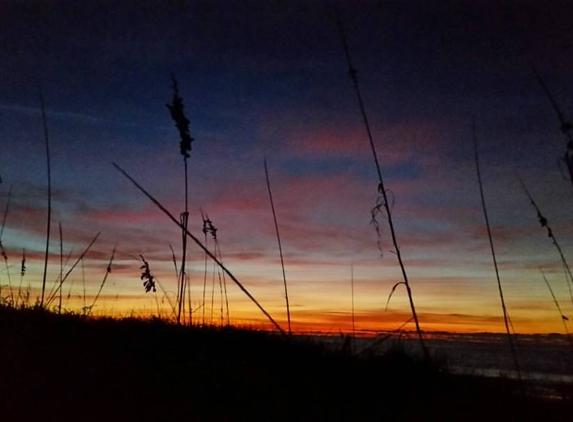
[332,8,427,357]
[140,255,156,293]
[166,75,193,324]
[20,249,26,277]
[113,163,285,333]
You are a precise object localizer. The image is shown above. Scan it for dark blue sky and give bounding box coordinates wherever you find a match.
[1,0,572,332]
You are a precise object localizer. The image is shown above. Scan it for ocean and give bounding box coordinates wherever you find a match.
[309,332,573,385]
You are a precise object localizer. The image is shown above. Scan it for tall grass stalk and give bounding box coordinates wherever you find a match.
[167,243,183,321]
[179,209,189,324]
[113,162,286,334]
[333,10,426,357]
[202,214,229,325]
[264,159,291,334]
[156,278,177,320]
[539,269,571,348]
[473,125,522,381]
[166,75,193,325]
[40,92,52,307]
[519,178,573,306]
[187,273,193,325]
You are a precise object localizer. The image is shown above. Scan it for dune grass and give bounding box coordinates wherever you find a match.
[0,303,570,422]
[113,162,286,334]
[331,6,427,358]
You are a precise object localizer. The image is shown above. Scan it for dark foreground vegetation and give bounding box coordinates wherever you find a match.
[0,305,571,421]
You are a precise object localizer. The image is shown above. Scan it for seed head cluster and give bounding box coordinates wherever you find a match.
[140,255,156,293]
[166,75,193,159]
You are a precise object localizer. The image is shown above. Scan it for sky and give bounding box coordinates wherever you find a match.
[1,0,573,335]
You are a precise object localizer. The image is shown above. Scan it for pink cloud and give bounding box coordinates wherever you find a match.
[269,115,454,168]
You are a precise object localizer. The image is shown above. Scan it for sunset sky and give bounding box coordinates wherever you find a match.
[1,0,573,334]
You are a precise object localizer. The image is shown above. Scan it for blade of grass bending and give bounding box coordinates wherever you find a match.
[47,244,75,300]
[86,244,117,316]
[473,124,522,381]
[332,7,426,357]
[384,282,405,311]
[112,162,286,334]
[63,246,76,305]
[168,244,179,280]
[156,278,177,320]
[264,158,291,334]
[40,92,52,307]
[167,242,185,322]
[46,233,100,306]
